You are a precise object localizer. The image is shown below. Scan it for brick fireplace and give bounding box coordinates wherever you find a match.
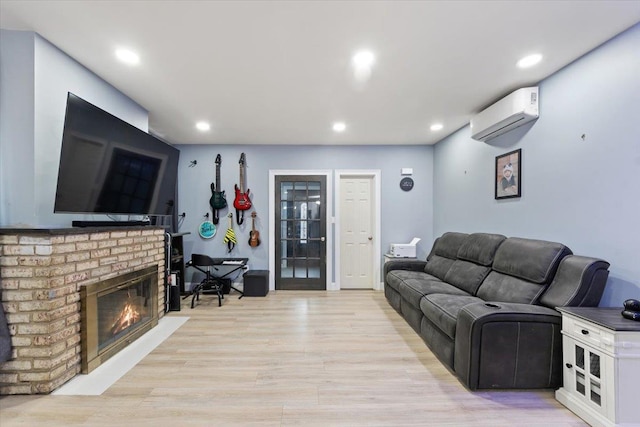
[81,265,159,373]
[0,226,166,394]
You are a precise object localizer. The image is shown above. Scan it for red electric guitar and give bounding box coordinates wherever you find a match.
[233,153,251,224]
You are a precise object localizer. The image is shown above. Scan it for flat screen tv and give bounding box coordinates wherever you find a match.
[54,93,180,222]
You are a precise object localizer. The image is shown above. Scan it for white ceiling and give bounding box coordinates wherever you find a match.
[1,1,639,146]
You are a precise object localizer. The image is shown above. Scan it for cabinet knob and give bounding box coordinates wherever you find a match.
[565,363,573,369]
[581,329,589,335]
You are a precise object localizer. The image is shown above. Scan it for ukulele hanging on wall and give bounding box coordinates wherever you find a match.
[248,211,261,247]
[209,154,227,224]
[233,152,251,225]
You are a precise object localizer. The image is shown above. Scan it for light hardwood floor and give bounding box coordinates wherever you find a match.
[1,290,586,426]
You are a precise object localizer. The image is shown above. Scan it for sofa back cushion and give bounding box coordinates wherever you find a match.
[433,232,469,258]
[491,237,572,284]
[456,233,506,266]
[424,232,468,280]
[441,233,506,294]
[444,261,491,295]
[477,271,548,304]
[476,237,572,304]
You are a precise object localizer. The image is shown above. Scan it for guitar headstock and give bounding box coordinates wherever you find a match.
[251,211,257,218]
[239,153,246,165]
[215,154,222,164]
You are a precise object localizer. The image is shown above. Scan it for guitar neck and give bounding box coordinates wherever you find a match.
[239,164,245,193]
[216,164,221,188]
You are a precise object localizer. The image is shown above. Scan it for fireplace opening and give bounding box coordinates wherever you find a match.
[81,266,158,373]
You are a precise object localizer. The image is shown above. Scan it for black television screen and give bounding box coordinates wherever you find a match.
[54,93,180,217]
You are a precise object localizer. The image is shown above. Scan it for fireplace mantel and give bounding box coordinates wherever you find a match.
[0,226,166,394]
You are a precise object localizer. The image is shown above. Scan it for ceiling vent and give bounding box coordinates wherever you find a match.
[470,87,539,142]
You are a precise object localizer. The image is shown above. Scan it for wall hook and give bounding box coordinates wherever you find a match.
[189,160,198,167]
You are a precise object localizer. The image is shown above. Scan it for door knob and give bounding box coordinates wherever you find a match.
[320,237,325,242]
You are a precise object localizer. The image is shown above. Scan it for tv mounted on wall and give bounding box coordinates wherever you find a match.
[54,93,180,227]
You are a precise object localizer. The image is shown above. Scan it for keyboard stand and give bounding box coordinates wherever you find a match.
[185,257,248,308]
[220,259,249,299]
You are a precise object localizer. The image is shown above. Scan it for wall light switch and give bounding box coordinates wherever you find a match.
[401,168,413,175]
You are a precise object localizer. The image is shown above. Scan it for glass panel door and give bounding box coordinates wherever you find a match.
[574,343,603,408]
[275,175,326,290]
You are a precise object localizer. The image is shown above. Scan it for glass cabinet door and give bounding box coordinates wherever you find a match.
[573,343,603,408]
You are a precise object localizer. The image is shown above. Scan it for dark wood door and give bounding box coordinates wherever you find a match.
[275,175,327,290]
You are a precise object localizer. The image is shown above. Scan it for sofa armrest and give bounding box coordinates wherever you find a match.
[383,259,426,277]
[454,301,562,390]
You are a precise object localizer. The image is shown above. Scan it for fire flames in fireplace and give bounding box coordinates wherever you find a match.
[110,299,142,336]
[81,266,159,373]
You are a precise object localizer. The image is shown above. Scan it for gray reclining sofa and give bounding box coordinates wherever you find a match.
[384,232,610,390]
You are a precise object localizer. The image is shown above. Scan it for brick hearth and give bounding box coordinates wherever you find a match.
[0,226,166,394]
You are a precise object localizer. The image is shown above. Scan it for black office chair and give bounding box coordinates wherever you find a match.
[186,254,224,308]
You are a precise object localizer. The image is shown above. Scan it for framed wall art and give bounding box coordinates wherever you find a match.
[495,148,521,199]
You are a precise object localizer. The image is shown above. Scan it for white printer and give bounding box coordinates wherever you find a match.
[389,237,420,258]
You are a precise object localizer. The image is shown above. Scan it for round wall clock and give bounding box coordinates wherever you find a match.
[400,177,414,192]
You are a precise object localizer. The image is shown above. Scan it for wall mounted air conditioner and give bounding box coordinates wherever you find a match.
[470,87,539,142]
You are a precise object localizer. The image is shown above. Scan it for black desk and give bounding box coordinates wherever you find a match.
[185,258,248,308]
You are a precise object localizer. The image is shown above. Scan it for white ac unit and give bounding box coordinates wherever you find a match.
[470,87,539,142]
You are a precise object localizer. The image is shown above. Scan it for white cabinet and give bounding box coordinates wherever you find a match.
[556,307,640,427]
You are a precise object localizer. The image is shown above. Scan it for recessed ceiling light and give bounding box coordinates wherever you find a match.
[115,48,140,65]
[517,53,542,68]
[195,121,211,132]
[352,50,375,69]
[332,122,346,133]
[430,123,443,131]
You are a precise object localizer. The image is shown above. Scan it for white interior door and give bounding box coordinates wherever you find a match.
[339,176,374,289]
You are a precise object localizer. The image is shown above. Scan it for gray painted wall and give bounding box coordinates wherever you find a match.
[433,24,640,307]
[175,144,434,283]
[1,31,36,226]
[0,30,149,228]
[2,26,637,306]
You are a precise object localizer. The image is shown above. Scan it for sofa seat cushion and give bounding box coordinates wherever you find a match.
[386,270,439,292]
[421,294,483,340]
[399,279,469,309]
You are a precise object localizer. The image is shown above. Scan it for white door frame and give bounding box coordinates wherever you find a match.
[335,170,381,290]
[269,170,334,291]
